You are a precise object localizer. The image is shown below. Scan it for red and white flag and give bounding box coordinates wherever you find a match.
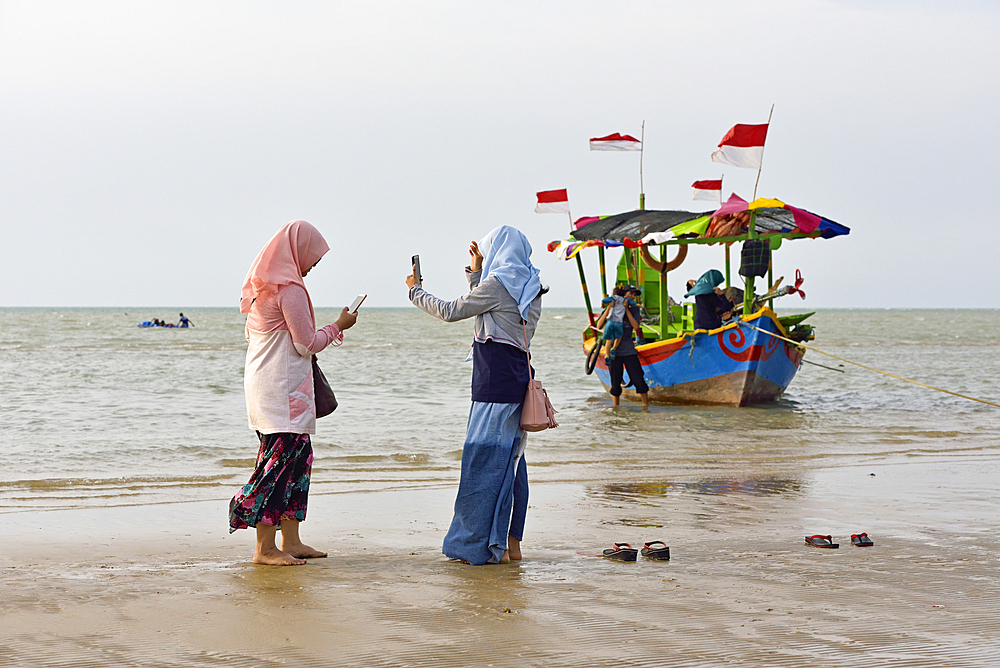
[692,179,723,202]
[589,132,642,151]
[535,188,570,214]
[711,123,768,169]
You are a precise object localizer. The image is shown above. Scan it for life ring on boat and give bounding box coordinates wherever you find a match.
[640,243,687,273]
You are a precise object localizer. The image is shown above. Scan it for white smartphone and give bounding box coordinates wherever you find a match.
[349,294,367,313]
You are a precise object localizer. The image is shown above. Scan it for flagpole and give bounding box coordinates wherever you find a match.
[722,174,730,288]
[639,120,645,210]
[752,105,774,200]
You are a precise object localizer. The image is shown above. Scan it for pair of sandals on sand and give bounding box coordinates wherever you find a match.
[602,541,669,562]
[805,533,874,549]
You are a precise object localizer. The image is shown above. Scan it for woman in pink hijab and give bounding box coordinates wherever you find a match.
[229,220,358,566]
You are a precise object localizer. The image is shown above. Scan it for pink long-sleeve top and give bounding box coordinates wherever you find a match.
[244,284,343,435]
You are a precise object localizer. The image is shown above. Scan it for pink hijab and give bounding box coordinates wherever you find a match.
[240,220,330,315]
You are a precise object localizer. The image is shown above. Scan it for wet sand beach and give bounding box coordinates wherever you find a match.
[5,459,999,668]
[3,308,999,666]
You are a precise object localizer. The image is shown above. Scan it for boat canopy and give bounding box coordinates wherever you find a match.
[569,197,849,244]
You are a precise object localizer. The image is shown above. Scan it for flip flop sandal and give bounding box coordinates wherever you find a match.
[805,535,839,549]
[602,542,638,561]
[851,533,874,547]
[640,541,671,561]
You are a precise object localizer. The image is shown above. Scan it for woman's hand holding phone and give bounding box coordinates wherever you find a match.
[405,264,420,289]
[335,307,358,331]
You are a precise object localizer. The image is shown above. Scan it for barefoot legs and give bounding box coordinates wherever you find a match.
[252,519,326,565]
[507,536,522,560]
[612,393,648,410]
[253,523,306,566]
[279,518,328,559]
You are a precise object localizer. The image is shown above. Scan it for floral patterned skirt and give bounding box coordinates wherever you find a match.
[229,432,313,533]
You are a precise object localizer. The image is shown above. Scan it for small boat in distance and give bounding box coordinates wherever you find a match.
[549,198,849,406]
[138,320,189,329]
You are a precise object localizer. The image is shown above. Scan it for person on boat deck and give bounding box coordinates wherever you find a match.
[712,286,741,322]
[406,225,544,566]
[606,284,649,410]
[177,313,193,328]
[685,270,732,330]
[722,286,744,313]
[230,219,358,566]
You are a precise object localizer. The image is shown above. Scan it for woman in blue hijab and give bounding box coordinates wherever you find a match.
[406,225,545,564]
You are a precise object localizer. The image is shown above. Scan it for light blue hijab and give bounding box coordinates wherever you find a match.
[684,269,725,297]
[479,225,542,320]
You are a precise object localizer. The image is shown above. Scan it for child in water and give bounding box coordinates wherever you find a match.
[598,285,638,361]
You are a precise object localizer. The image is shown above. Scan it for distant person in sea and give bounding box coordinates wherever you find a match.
[230,219,358,566]
[177,313,193,328]
[406,225,544,565]
[604,284,649,410]
[685,270,731,330]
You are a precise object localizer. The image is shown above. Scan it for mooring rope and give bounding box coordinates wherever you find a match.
[746,324,1000,409]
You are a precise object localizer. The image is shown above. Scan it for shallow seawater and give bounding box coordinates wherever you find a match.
[1,307,999,518]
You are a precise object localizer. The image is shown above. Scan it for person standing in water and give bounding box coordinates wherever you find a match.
[177,313,193,328]
[406,225,544,565]
[606,285,649,410]
[230,220,358,566]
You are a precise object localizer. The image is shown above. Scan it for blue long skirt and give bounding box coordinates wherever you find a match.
[443,401,529,565]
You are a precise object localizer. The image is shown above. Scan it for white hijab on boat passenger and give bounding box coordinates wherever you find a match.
[478,225,542,320]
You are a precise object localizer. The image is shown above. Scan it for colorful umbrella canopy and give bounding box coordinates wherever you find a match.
[568,196,849,245]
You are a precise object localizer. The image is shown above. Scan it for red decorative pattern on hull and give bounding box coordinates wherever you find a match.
[718,327,780,362]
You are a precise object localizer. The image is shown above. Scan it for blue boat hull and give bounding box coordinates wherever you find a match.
[589,311,803,406]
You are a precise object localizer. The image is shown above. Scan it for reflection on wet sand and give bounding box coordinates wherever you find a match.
[596,477,806,499]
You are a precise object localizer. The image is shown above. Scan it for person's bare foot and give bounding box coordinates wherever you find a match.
[253,546,306,566]
[282,542,328,559]
[499,550,511,564]
[507,536,522,561]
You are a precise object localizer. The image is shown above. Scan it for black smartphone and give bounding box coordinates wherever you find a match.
[411,254,422,286]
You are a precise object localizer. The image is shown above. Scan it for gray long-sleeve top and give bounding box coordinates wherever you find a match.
[408,269,541,351]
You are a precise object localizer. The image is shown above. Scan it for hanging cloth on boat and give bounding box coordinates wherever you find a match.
[739,239,770,278]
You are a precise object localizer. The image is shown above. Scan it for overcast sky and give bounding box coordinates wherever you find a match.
[2,0,998,309]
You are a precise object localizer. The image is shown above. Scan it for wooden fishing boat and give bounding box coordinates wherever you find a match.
[550,198,850,406]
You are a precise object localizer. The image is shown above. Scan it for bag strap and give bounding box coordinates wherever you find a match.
[522,320,533,376]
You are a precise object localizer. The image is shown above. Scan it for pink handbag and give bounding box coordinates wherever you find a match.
[520,322,558,432]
